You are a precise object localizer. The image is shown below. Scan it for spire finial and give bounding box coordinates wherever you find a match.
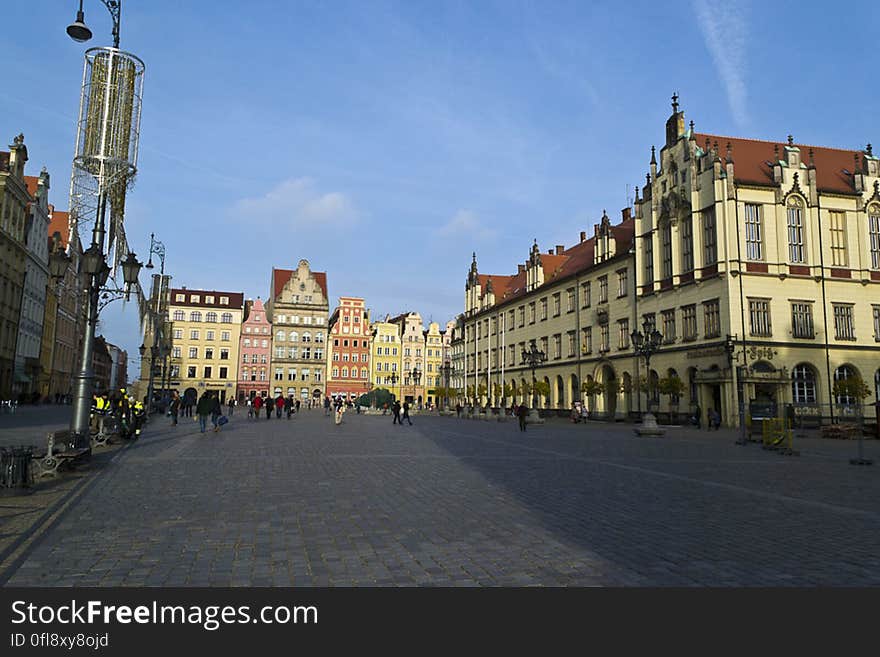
[472,251,476,263]
[787,135,794,146]
[867,143,873,156]
[726,142,733,164]
[650,145,657,165]
[671,92,679,113]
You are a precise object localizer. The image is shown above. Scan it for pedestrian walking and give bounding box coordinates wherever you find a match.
[210,392,223,432]
[456,402,462,418]
[708,407,721,430]
[227,397,235,417]
[196,390,213,433]
[323,396,331,416]
[334,400,344,425]
[402,400,413,426]
[691,404,702,429]
[265,396,273,420]
[392,400,401,424]
[517,403,528,432]
[295,399,301,413]
[285,396,293,419]
[168,390,181,426]
[275,394,284,418]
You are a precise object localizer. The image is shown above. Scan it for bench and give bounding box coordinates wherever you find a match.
[32,431,91,479]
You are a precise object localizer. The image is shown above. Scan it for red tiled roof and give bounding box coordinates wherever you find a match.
[477,216,635,308]
[24,175,40,198]
[272,267,328,300]
[48,208,70,248]
[695,133,865,194]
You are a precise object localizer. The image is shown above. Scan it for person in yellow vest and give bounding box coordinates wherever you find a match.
[91,392,110,437]
[131,397,146,438]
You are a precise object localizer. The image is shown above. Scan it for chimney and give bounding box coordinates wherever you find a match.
[580,231,586,243]
[621,207,632,222]
[547,249,553,255]
[555,245,564,255]
[517,264,525,274]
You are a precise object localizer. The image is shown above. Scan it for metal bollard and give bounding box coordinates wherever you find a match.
[0,446,34,490]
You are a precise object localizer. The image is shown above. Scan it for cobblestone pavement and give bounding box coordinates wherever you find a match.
[5,409,880,586]
[0,405,72,448]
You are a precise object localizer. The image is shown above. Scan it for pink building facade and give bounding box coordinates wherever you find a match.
[237,298,271,401]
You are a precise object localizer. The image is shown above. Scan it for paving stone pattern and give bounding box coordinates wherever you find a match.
[6,410,880,586]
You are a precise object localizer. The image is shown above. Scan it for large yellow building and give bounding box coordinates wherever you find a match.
[370,319,402,401]
[462,213,637,416]
[634,97,880,426]
[166,288,244,404]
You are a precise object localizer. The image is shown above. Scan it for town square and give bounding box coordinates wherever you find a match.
[1,0,879,595]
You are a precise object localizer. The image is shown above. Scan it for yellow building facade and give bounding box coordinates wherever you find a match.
[370,320,402,401]
[634,98,880,426]
[462,212,638,416]
[167,288,244,405]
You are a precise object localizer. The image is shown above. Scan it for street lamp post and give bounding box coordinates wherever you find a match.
[411,368,421,408]
[144,232,167,414]
[440,361,452,411]
[389,371,398,402]
[62,0,143,450]
[520,339,546,425]
[631,320,665,436]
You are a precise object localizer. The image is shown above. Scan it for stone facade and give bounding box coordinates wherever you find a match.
[266,260,329,402]
[634,98,880,426]
[167,288,244,405]
[14,170,51,397]
[461,211,638,416]
[0,135,30,398]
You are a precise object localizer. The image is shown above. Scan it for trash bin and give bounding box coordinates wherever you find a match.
[0,446,34,490]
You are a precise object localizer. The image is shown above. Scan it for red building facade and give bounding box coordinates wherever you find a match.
[327,297,371,401]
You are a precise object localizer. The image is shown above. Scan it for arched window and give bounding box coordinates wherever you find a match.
[834,365,858,405]
[315,332,324,343]
[302,332,311,343]
[173,310,185,321]
[190,311,202,322]
[868,203,880,269]
[791,364,817,404]
[289,331,299,342]
[206,312,217,323]
[361,368,368,379]
[786,196,806,263]
[241,367,248,380]
[276,330,286,342]
[243,339,251,348]
[221,312,233,323]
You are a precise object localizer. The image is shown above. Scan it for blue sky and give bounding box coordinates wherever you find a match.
[3,0,878,366]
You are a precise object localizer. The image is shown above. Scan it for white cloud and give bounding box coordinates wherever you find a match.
[437,210,496,240]
[230,177,358,227]
[693,0,749,128]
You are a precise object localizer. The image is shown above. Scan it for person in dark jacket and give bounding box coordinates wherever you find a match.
[517,404,528,432]
[168,390,181,426]
[275,394,285,418]
[392,400,402,424]
[210,393,222,432]
[402,400,413,426]
[265,396,273,420]
[196,391,213,433]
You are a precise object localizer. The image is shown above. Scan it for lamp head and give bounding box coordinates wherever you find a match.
[66,10,92,43]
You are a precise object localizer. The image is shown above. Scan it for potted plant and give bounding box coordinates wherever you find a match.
[581,379,604,417]
[531,380,551,411]
[832,375,872,421]
[657,375,686,423]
